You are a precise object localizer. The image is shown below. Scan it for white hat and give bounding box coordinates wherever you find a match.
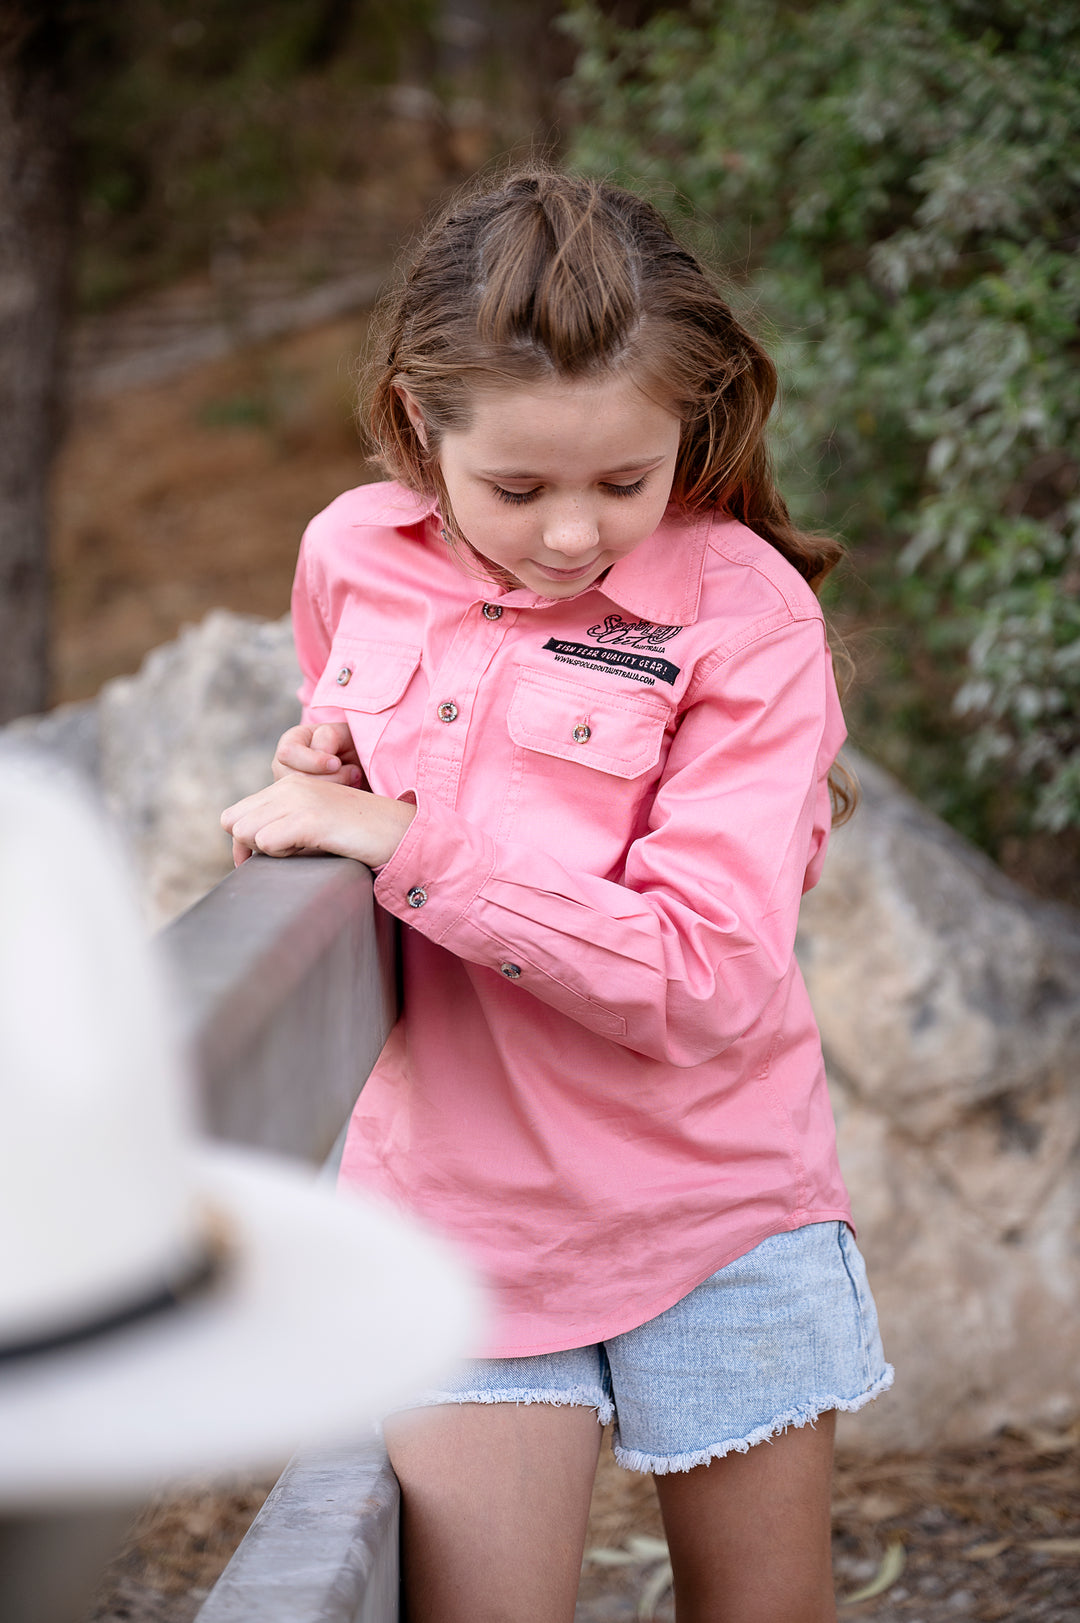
[0,749,485,1509]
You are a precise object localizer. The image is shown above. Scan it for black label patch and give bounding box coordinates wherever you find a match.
[541,617,683,687]
[542,638,680,686]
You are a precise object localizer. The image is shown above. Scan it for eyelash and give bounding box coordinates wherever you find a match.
[493,477,648,506]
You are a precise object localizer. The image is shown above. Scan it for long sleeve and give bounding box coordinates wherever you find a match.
[291,531,341,718]
[374,616,840,1068]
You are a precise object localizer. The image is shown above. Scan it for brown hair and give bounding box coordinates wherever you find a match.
[365,167,856,823]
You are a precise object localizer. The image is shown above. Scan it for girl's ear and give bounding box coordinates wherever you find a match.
[395,387,428,450]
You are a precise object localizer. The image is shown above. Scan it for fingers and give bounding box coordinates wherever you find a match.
[280,757,363,787]
[272,724,336,777]
[272,721,362,784]
[311,722,354,759]
[222,779,341,864]
[224,802,295,863]
[329,763,365,786]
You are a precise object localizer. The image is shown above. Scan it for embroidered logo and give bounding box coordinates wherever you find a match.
[542,616,683,687]
[588,614,683,651]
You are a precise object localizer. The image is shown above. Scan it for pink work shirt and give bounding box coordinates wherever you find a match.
[295,480,852,1356]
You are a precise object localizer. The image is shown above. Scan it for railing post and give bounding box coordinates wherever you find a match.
[159,854,403,1623]
[194,1445,400,1623]
[162,853,397,1160]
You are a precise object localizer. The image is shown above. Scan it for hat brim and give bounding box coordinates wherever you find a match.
[0,1146,485,1509]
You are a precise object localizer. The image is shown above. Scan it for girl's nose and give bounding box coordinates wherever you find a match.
[542,510,600,559]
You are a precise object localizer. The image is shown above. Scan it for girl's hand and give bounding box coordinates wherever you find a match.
[272,721,364,788]
[221,776,416,869]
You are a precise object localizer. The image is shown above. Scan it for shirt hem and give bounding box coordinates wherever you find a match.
[477,1207,855,1359]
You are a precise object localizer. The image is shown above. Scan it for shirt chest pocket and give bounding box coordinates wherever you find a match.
[507,667,671,778]
[309,637,421,772]
[503,667,672,859]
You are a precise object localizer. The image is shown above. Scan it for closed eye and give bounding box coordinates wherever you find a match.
[493,486,541,506]
[493,476,649,505]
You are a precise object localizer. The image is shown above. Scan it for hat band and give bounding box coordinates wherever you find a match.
[0,1216,228,1366]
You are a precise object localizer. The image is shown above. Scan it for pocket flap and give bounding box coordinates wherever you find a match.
[310,638,421,713]
[507,668,669,779]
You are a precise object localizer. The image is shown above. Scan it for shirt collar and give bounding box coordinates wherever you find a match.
[596,505,709,626]
[484,506,710,624]
[380,487,710,627]
[365,487,440,528]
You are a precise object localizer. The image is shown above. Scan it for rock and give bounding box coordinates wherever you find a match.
[798,752,1080,1451]
[8,693,101,783]
[11,620,1080,1450]
[9,611,300,926]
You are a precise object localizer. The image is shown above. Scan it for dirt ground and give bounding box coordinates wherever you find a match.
[54,309,376,704]
[85,1422,1080,1621]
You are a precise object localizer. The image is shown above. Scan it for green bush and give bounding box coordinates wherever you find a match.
[71,0,436,307]
[565,0,1080,847]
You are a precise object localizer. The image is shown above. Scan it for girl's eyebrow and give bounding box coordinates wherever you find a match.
[477,454,669,480]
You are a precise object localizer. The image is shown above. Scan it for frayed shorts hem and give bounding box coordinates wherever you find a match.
[614,1362,896,1475]
[403,1384,617,1427]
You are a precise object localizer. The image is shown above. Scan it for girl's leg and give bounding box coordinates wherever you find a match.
[653,1410,837,1623]
[384,1400,603,1623]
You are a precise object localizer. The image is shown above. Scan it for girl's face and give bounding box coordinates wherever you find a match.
[400,373,682,597]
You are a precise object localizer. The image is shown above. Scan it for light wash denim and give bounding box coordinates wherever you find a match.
[416,1222,893,1474]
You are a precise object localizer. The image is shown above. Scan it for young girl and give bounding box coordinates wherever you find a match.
[222,169,892,1623]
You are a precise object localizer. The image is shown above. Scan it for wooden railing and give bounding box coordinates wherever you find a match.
[160,854,402,1623]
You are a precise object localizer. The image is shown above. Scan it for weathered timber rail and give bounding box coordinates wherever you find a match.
[161,853,402,1623]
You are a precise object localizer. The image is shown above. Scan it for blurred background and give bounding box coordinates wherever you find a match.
[3,3,1079,1619]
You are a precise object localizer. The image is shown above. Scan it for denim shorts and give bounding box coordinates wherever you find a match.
[414,1222,893,1474]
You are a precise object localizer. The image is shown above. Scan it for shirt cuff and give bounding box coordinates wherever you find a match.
[373,789,496,945]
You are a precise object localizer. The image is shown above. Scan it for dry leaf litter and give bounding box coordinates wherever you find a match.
[85,1423,1080,1622]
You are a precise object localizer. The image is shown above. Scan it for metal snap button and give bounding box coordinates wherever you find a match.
[482,603,503,621]
[406,886,428,908]
[572,723,591,744]
[437,700,459,724]
[499,962,522,979]
[336,666,352,686]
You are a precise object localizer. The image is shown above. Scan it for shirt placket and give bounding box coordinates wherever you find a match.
[414,598,512,810]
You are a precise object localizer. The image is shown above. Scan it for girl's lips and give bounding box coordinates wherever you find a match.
[531,559,601,581]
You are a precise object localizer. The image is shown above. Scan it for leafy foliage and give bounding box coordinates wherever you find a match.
[70,0,436,307]
[565,0,1080,845]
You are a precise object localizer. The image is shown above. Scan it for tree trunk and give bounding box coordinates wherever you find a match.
[0,3,71,723]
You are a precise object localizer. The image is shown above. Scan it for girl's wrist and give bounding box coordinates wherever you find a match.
[359,794,416,868]
[385,797,418,848]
